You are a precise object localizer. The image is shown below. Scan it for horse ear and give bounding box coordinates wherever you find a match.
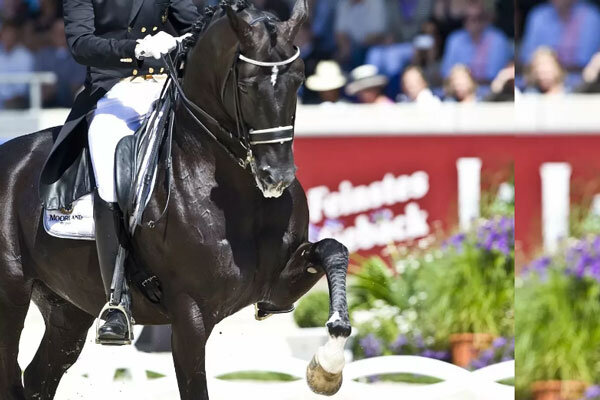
[225,6,252,46]
[281,0,308,43]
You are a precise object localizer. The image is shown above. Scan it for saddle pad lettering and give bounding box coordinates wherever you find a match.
[43,194,95,241]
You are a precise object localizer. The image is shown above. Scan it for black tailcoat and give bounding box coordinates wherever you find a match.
[39,0,198,210]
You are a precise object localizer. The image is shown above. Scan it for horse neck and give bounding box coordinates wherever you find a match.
[181,18,239,134]
[171,24,254,194]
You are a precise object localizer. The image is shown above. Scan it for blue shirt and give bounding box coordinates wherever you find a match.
[441,26,512,82]
[519,1,600,68]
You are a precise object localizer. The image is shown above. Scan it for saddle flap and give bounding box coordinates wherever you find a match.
[115,135,136,214]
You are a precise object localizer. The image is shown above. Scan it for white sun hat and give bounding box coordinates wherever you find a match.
[345,64,389,96]
[305,60,347,92]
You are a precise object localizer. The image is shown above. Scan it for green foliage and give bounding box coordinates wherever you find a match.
[417,233,515,342]
[515,266,600,398]
[217,371,300,381]
[570,202,600,238]
[293,290,330,328]
[481,181,515,219]
[348,248,450,360]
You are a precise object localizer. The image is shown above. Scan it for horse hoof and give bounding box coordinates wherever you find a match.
[306,355,343,396]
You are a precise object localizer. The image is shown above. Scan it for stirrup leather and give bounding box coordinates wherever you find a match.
[95,303,134,345]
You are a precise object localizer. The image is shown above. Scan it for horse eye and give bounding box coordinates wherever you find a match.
[238,83,249,93]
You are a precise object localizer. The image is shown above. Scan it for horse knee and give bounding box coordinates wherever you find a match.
[310,239,349,268]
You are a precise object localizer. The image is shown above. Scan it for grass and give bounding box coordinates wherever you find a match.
[355,374,442,384]
[217,371,300,382]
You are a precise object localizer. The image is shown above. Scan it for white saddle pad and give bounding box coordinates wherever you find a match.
[43,194,95,241]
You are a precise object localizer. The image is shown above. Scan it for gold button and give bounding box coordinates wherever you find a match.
[141,27,147,33]
[132,69,138,76]
[152,26,158,31]
[148,68,154,73]
[159,67,164,73]
[127,26,132,32]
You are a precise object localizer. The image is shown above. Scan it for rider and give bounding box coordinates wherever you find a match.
[41,0,199,344]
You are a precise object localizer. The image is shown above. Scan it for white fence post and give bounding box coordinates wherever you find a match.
[457,157,482,231]
[540,162,572,253]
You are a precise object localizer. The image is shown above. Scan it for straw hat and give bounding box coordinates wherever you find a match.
[305,61,347,92]
[345,65,389,96]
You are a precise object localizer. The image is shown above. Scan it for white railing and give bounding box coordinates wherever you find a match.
[0,72,57,111]
[52,330,514,400]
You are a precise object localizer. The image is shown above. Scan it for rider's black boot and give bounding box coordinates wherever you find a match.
[93,191,132,344]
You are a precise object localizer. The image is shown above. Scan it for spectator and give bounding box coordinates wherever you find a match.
[399,65,441,104]
[34,20,86,107]
[335,0,388,69]
[345,64,393,104]
[431,0,467,49]
[519,0,600,70]
[526,47,566,95]
[308,0,337,59]
[576,52,600,92]
[441,0,511,83]
[305,60,348,104]
[486,61,515,101]
[412,21,444,89]
[0,20,34,109]
[445,64,478,102]
[386,0,434,42]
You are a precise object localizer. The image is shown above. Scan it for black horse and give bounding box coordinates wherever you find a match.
[0,1,351,399]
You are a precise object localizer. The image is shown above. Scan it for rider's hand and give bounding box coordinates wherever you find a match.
[134,32,191,60]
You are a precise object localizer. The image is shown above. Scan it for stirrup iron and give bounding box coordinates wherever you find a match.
[95,302,134,345]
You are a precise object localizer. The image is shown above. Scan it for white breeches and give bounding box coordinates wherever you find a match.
[88,77,165,203]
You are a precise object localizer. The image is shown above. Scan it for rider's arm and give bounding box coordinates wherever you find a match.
[168,0,200,34]
[63,0,137,68]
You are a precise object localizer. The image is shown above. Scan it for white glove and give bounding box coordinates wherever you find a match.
[135,32,191,60]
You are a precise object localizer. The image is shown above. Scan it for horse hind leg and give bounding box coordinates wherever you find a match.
[0,253,33,400]
[23,282,94,400]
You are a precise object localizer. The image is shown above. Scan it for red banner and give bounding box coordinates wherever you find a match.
[294,135,514,256]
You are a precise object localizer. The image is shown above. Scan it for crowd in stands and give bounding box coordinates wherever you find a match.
[516,0,600,95]
[1,0,600,109]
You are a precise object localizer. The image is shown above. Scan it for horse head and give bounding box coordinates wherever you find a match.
[183,0,307,198]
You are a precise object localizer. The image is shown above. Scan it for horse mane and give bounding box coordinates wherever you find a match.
[182,0,281,52]
[182,0,251,52]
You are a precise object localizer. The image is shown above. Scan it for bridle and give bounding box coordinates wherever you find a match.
[240,47,300,146]
[163,22,301,169]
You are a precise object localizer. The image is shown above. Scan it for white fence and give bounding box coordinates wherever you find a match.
[57,341,514,400]
[18,305,514,400]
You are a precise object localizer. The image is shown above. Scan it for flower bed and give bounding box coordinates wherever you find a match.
[348,216,514,374]
[516,236,600,399]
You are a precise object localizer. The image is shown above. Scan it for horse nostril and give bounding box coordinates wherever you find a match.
[259,168,276,186]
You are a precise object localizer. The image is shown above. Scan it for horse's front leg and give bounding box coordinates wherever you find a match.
[266,238,352,396]
[169,292,213,400]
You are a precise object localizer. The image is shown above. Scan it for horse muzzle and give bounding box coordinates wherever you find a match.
[255,166,295,198]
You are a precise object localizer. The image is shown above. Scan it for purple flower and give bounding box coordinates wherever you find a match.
[414,334,425,349]
[475,217,514,256]
[420,349,436,358]
[492,337,508,349]
[391,334,407,353]
[585,385,600,399]
[359,334,383,358]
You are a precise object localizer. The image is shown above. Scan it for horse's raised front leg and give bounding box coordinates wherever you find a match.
[265,238,352,396]
[169,293,213,400]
